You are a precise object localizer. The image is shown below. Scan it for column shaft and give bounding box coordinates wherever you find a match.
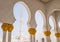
[30,35,32,42]
[56,38,60,42]
[45,36,51,42]
[2,32,7,42]
[8,32,11,42]
[44,15,51,42]
[32,35,35,42]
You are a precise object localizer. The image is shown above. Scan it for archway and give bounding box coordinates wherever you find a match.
[50,9,60,42]
[49,16,56,42]
[35,10,45,42]
[13,1,31,42]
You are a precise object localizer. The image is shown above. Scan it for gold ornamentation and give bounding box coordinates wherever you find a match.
[28,28,36,35]
[1,23,8,31]
[44,31,51,36]
[55,33,60,38]
[1,23,13,32]
[8,24,13,32]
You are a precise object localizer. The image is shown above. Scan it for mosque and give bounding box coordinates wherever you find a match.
[0,0,60,42]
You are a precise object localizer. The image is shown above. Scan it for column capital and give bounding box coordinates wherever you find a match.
[28,28,36,35]
[55,33,60,38]
[1,23,8,32]
[1,23,14,32]
[7,24,14,32]
[44,31,51,36]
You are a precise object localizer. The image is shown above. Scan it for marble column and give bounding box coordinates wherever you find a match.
[54,22,60,42]
[32,35,35,42]
[28,14,37,42]
[45,36,51,42]
[56,38,60,42]
[30,35,32,42]
[1,23,8,42]
[2,31,7,42]
[28,28,36,42]
[8,32,11,42]
[7,24,13,42]
[43,15,51,42]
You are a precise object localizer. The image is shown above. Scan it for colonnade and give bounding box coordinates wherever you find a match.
[1,8,60,42]
[1,11,60,42]
[28,11,60,42]
[0,0,60,42]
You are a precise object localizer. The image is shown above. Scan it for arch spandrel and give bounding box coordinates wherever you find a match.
[0,0,17,24]
[0,0,22,24]
[24,0,45,28]
[47,0,60,15]
[50,9,60,21]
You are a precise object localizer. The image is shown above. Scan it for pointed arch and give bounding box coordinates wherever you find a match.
[12,1,31,42]
[50,9,60,42]
[13,1,31,22]
[35,10,46,42]
[50,9,60,30]
[49,16,56,42]
[35,10,46,25]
